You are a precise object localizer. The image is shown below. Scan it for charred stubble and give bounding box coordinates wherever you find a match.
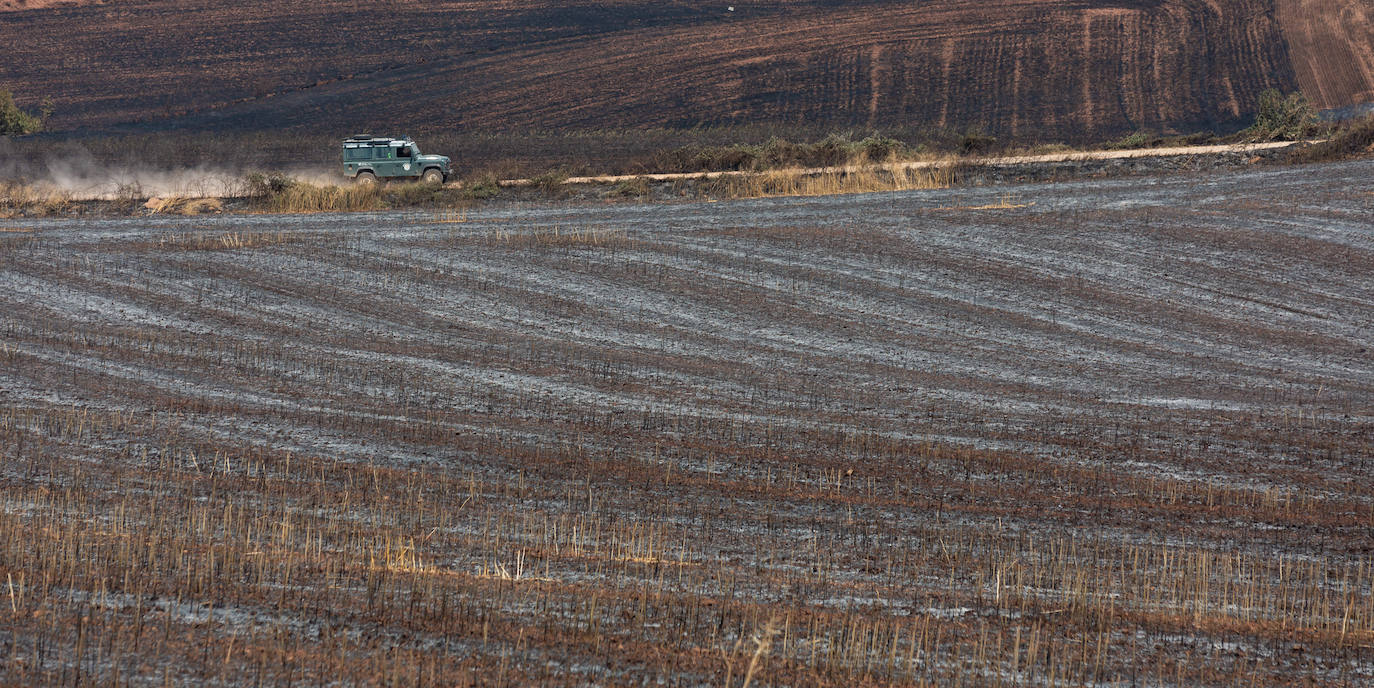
[0,162,1372,686]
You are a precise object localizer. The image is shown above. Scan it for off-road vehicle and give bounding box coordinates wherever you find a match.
[341,135,452,185]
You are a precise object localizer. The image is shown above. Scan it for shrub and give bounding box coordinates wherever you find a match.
[111,182,146,214]
[753,137,805,169]
[1104,131,1155,150]
[0,89,46,136]
[959,129,997,155]
[1289,114,1374,163]
[684,145,754,172]
[530,169,570,195]
[460,173,502,200]
[243,172,293,198]
[854,135,905,162]
[1241,89,1319,142]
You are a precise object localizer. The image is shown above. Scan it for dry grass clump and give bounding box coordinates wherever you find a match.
[707,162,955,199]
[529,169,570,195]
[458,173,503,200]
[603,176,653,199]
[143,196,224,215]
[244,172,473,213]
[250,180,383,213]
[0,180,72,217]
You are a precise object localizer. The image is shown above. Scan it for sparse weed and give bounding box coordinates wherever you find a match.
[152,230,293,250]
[429,204,470,224]
[929,192,1034,211]
[604,176,652,199]
[483,225,634,250]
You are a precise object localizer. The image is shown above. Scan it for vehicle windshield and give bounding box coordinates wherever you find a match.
[409,143,421,156]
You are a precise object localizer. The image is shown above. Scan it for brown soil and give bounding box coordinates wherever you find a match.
[1275,0,1374,110]
[0,0,94,10]
[0,0,1366,138]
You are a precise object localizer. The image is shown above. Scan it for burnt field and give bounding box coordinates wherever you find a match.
[1,161,1372,686]
[3,0,1371,139]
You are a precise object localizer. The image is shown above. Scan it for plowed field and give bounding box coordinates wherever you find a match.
[0,0,1369,138]
[1276,0,1374,110]
[1,161,1372,685]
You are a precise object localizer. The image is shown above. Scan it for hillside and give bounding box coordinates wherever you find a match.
[0,0,1370,139]
[1276,0,1374,110]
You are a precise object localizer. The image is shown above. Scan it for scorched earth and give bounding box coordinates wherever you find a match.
[0,160,1371,686]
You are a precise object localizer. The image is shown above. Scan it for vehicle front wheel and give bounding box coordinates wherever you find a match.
[354,171,377,186]
[421,168,444,185]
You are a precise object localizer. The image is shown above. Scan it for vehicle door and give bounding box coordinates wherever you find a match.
[394,143,420,179]
[371,144,398,177]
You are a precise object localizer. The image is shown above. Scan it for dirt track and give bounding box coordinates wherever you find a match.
[1,161,1372,685]
[535,140,1307,186]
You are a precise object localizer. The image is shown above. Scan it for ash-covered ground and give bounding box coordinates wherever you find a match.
[1,161,1371,686]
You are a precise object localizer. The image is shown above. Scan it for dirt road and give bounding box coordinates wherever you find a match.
[510,140,1308,187]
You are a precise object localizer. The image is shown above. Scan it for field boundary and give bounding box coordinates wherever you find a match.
[492,140,1312,188]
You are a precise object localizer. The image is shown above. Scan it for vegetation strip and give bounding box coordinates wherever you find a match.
[496,141,1311,188]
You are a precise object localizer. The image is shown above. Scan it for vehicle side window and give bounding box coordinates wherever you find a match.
[346,147,370,161]
[373,146,391,159]
[397,146,411,157]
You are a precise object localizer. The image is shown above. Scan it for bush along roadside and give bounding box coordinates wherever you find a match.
[1289,115,1374,163]
[1239,89,1323,142]
[0,88,51,136]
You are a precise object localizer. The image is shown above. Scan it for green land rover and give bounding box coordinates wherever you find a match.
[341,135,452,185]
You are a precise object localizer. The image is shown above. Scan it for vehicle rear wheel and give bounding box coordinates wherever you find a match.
[354,171,377,186]
[421,168,444,185]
